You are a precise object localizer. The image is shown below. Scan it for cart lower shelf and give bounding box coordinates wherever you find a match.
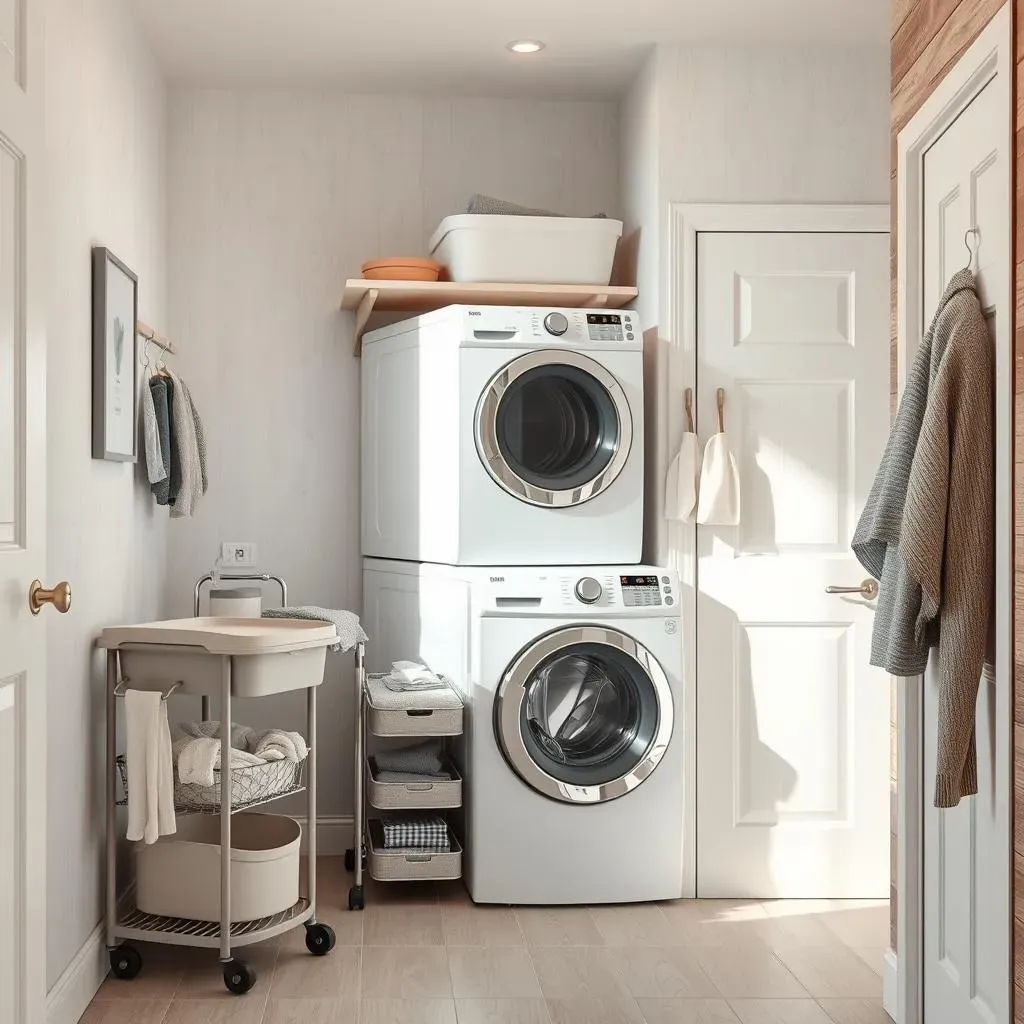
[115,896,313,948]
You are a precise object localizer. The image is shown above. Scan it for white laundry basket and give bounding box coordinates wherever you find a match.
[136,812,300,923]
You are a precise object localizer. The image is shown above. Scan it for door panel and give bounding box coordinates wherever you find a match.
[0,0,44,1017]
[696,230,890,899]
[920,72,1008,1024]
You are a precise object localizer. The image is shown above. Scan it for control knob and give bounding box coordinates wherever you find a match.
[575,577,603,604]
[543,312,569,336]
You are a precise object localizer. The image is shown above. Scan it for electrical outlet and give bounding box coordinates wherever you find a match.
[220,542,258,567]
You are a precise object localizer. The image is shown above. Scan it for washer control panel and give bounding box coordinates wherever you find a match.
[586,312,635,342]
[620,574,668,607]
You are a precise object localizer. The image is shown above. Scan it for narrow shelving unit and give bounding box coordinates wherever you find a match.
[341,279,639,355]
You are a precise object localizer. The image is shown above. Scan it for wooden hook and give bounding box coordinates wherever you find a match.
[716,387,725,433]
[684,388,694,434]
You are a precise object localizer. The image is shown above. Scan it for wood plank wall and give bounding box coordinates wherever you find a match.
[890,0,1006,962]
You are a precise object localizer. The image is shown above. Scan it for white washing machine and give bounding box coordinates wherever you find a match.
[360,305,644,565]
[362,559,693,905]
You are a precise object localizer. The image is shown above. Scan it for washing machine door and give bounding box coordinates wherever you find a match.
[494,625,673,804]
[475,350,633,508]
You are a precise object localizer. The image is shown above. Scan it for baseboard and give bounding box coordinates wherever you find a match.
[296,815,355,856]
[883,947,898,1023]
[46,923,107,1024]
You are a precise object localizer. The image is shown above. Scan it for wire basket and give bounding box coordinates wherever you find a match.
[117,753,308,815]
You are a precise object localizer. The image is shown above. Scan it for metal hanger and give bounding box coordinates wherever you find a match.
[964,227,980,271]
[684,388,694,434]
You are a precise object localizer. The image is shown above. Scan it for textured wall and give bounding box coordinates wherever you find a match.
[44,0,168,990]
[163,91,622,819]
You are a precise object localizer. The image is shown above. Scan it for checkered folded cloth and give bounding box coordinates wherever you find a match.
[381,815,450,851]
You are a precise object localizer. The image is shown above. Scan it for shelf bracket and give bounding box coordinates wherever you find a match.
[353,288,380,357]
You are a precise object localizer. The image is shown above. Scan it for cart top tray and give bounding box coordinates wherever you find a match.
[98,617,338,656]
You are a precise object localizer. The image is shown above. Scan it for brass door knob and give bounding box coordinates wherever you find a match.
[29,580,71,615]
[825,579,878,600]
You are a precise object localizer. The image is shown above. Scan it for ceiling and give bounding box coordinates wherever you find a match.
[130,0,888,99]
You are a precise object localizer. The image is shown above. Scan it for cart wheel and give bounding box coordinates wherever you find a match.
[108,944,142,980]
[305,922,336,955]
[223,959,256,995]
[348,885,364,911]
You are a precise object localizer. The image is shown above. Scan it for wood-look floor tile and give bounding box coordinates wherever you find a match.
[360,998,458,1023]
[850,947,885,978]
[753,903,843,949]
[362,879,440,906]
[275,905,364,948]
[729,999,832,1024]
[262,997,358,1023]
[361,946,452,999]
[772,947,882,1000]
[454,998,551,1024]
[589,905,677,946]
[364,905,444,945]
[637,998,740,1023]
[516,908,604,947]
[94,945,185,1001]
[818,904,890,949]
[544,997,643,1024]
[816,998,892,1024]
[694,948,807,999]
[530,947,632,1002]
[161,999,266,1024]
[78,999,171,1023]
[270,947,361,999]
[449,948,542,998]
[610,947,719,999]
[444,904,524,946]
[659,901,769,948]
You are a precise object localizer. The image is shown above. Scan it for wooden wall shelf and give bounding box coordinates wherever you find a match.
[340,280,638,355]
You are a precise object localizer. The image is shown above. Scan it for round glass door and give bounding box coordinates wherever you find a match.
[475,350,633,507]
[494,626,673,804]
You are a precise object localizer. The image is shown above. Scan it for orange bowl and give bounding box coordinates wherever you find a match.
[361,258,443,282]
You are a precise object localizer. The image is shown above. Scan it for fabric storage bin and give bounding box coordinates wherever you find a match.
[366,819,462,882]
[365,674,463,737]
[365,755,462,810]
[136,812,300,923]
[428,214,623,284]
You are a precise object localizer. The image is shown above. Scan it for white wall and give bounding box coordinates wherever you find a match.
[164,91,621,817]
[626,44,890,563]
[45,0,167,991]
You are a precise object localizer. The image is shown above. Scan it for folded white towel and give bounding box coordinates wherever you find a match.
[125,690,176,844]
[251,728,308,763]
[175,719,258,749]
[177,736,265,788]
[696,432,741,526]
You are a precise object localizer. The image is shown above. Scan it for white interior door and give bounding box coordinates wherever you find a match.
[917,67,1009,1024]
[695,228,891,898]
[0,0,46,1020]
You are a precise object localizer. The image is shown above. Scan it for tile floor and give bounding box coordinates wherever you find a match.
[82,860,891,1024]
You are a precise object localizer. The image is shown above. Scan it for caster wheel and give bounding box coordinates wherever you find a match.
[348,885,364,911]
[305,922,336,955]
[344,848,355,872]
[109,944,142,980]
[223,959,256,995]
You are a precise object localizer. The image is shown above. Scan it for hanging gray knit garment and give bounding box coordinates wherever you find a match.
[149,377,172,506]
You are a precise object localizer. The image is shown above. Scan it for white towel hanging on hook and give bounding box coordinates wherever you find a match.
[696,387,741,526]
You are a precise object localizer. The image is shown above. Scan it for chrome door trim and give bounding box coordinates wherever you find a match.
[495,625,674,804]
[475,349,633,508]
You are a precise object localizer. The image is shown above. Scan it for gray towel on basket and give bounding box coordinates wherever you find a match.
[367,673,461,710]
[262,606,368,652]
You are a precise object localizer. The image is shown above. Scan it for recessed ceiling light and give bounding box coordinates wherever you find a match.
[507,40,545,54]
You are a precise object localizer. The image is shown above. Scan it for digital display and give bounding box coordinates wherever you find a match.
[587,314,622,325]
[620,575,659,587]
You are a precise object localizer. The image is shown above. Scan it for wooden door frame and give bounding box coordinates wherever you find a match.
[667,202,889,903]
[894,7,1013,1024]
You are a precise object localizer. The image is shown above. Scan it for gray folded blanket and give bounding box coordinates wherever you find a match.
[367,673,462,711]
[262,606,368,652]
[466,193,607,219]
[374,740,445,775]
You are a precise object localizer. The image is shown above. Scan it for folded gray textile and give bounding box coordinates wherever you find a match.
[466,193,606,218]
[373,740,445,775]
[149,377,172,506]
[367,673,462,710]
[262,607,368,652]
[375,769,453,783]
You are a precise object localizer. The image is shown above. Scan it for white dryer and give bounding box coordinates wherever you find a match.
[362,559,692,905]
[361,305,644,565]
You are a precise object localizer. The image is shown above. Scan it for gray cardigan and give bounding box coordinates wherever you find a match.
[853,268,993,808]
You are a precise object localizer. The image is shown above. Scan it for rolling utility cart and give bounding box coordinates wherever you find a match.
[99,615,366,995]
[346,671,464,910]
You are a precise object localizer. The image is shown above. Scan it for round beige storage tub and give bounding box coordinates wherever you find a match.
[136,812,300,923]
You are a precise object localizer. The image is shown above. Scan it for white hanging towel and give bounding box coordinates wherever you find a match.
[696,388,741,526]
[124,689,176,844]
[665,388,700,521]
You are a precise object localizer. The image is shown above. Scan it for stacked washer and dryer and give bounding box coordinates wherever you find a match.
[360,304,688,904]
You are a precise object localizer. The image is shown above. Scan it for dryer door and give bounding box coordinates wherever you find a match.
[494,625,673,804]
[475,350,633,507]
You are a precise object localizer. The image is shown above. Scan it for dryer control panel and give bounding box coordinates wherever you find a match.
[620,574,665,607]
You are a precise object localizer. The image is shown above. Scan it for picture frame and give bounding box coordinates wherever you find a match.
[92,247,138,462]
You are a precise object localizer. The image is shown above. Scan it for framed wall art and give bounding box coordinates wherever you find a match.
[92,246,138,461]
